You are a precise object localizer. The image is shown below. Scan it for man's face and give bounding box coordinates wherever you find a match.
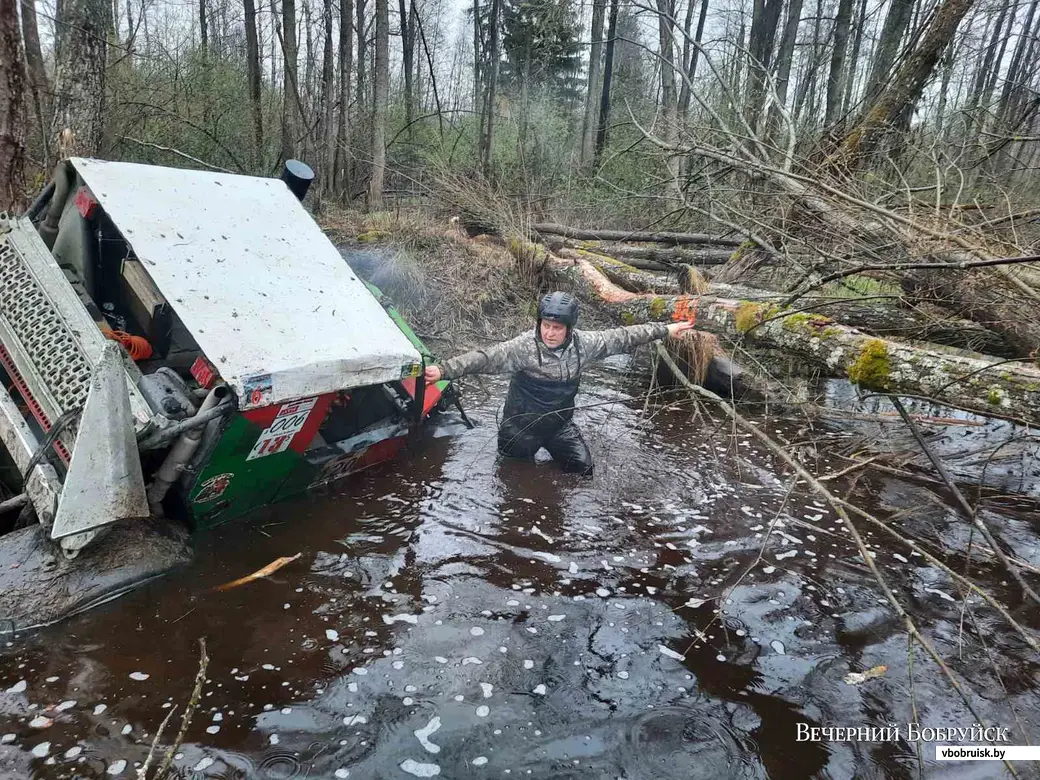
[540,319,569,348]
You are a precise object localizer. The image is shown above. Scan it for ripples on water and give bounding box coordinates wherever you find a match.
[0,370,1037,779]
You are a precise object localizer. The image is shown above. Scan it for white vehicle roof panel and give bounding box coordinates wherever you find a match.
[71,158,422,408]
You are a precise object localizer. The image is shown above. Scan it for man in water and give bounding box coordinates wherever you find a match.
[424,292,696,476]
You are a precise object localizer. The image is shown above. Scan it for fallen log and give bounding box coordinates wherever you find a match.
[534,222,743,247]
[562,240,734,266]
[538,249,1040,426]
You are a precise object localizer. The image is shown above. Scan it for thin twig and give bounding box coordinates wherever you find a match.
[153,638,209,780]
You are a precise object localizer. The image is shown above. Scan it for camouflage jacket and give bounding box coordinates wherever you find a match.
[440,322,670,382]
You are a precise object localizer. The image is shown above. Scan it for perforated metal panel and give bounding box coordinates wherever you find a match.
[0,239,93,416]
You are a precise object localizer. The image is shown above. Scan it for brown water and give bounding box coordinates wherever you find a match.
[1,363,1038,780]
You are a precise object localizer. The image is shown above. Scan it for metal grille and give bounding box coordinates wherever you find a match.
[0,240,93,416]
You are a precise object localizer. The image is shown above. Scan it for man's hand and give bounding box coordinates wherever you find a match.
[424,365,443,383]
[666,321,697,338]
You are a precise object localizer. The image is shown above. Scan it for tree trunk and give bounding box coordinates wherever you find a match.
[51,0,112,157]
[862,0,914,104]
[472,0,480,112]
[335,0,353,192]
[479,0,499,176]
[836,0,975,165]
[825,0,854,125]
[356,0,367,105]
[19,0,50,163]
[281,0,299,162]
[199,0,208,48]
[368,0,388,209]
[594,0,619,162]
[841,0,868,114]
[534,248,1040,425]
[534,222,742,245]
[559,240,734,266]
[320,0,335,193]
[745,0,783,121]
[772,0,803,111]
[398,0,415,134]
[684,0,710,108]
[581,0,606,165]
[244,0,263,166]
[0,0,26,211]
[655,0,681,192]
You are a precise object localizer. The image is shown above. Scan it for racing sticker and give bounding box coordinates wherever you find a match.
[195,472,234,503]
[246,397,317,461]
[242,373,273,407]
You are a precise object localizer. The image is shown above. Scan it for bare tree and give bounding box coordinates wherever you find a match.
[369,0,388,207]
[51,0,112,157]
[200,0,209,48]
[581,0,606,165]
[0,0,25,210]
[244,0,264,165]
[20,0,49,162]
[825,0,854,124]
[336,0,354,192]
[281,0,300,162]
[594,0,619,161]
[399,0,415,133]
[320,0,335,193]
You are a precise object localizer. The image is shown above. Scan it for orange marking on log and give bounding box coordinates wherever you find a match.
[673,296,699,324]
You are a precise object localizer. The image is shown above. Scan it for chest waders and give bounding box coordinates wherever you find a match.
[497,333,594,476]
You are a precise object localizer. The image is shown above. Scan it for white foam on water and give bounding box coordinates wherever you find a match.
[531,526,555,543]
[532,685,547,695]
[31,742,50,758]
[353,668,368,676]
[523,660,534,669]
[506,600,520,606]
[893,554,908,563]
[547,615,565,622]
[29,716,52,729]
[401,759,441,777]
[532,552,561,563]
[206,725,220,734]
[193,757,215,771]
[716,654,727,662]
[55,701,75,712]
[393,661,406,670]
[762,566,776,574]
[335,769,351,778]
[93,704,107,715]
[129,672,149,681]
[775,551,797,560]
[770,641,786,655]
[472,756,488,766]
[617,671,629,679]
[470,627,485,637]
[326,629,340,641]
[476,706,490,718]
[384,614,419,625]
[405,685,418,692]
[44,676,59,683]
[434,657,448,664]
[454,695,465,702]
[262,664,276,670]
[480,683,494,698]
[343,715,368,726]
[683,598,706,608]
[106,759,127,775]
[0,735,13,745]
[403,697,415,705]
[64,746,82,759]
[414,717,442,754]
[348,683,358,692]
[659,646,685,661]
[270,734,280,745]
[925,588,956,603]
[6,680,26,694]
[214,713,225,721]
[462,657,483,666]
[121,725,132,735]
[568,562,578,574]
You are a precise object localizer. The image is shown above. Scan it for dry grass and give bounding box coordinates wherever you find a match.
[319,206,537,355]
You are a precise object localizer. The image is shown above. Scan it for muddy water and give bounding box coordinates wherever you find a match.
[1,362,1038,779]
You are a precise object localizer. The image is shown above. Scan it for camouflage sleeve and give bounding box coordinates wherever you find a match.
[577,323,671,363]
[439,332,539,379]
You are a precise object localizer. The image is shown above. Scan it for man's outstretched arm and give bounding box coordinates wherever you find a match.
[580,321,697,362]
[426,332,536,382]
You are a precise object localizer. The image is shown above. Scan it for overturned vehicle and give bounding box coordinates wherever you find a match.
[0,158,460,631]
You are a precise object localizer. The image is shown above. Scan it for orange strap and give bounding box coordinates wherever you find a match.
[105,330,153,361]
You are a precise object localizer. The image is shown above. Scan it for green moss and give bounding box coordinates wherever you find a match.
[357,229,390,242]
[847,339,891,388]
[780,311,831,332]
[621,311,636,325]
[987,388,1003,405]
[821,327,842,338]
[649,296,668,318]
[729,240,754,263]
[735,302,766,333]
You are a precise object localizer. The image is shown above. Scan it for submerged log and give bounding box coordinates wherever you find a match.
[544,251,1040,426]
[534,222,743,247]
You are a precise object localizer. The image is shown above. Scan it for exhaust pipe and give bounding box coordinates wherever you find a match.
[281,160,314,202]
[146,384,230,514]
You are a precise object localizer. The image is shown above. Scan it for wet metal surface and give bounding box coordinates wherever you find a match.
[1,365,1038,779]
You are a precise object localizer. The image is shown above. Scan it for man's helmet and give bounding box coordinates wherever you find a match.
[538,291,579,329]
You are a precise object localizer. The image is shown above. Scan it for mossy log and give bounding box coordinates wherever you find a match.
[545,251,1040,425]
[534,222,743,247]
